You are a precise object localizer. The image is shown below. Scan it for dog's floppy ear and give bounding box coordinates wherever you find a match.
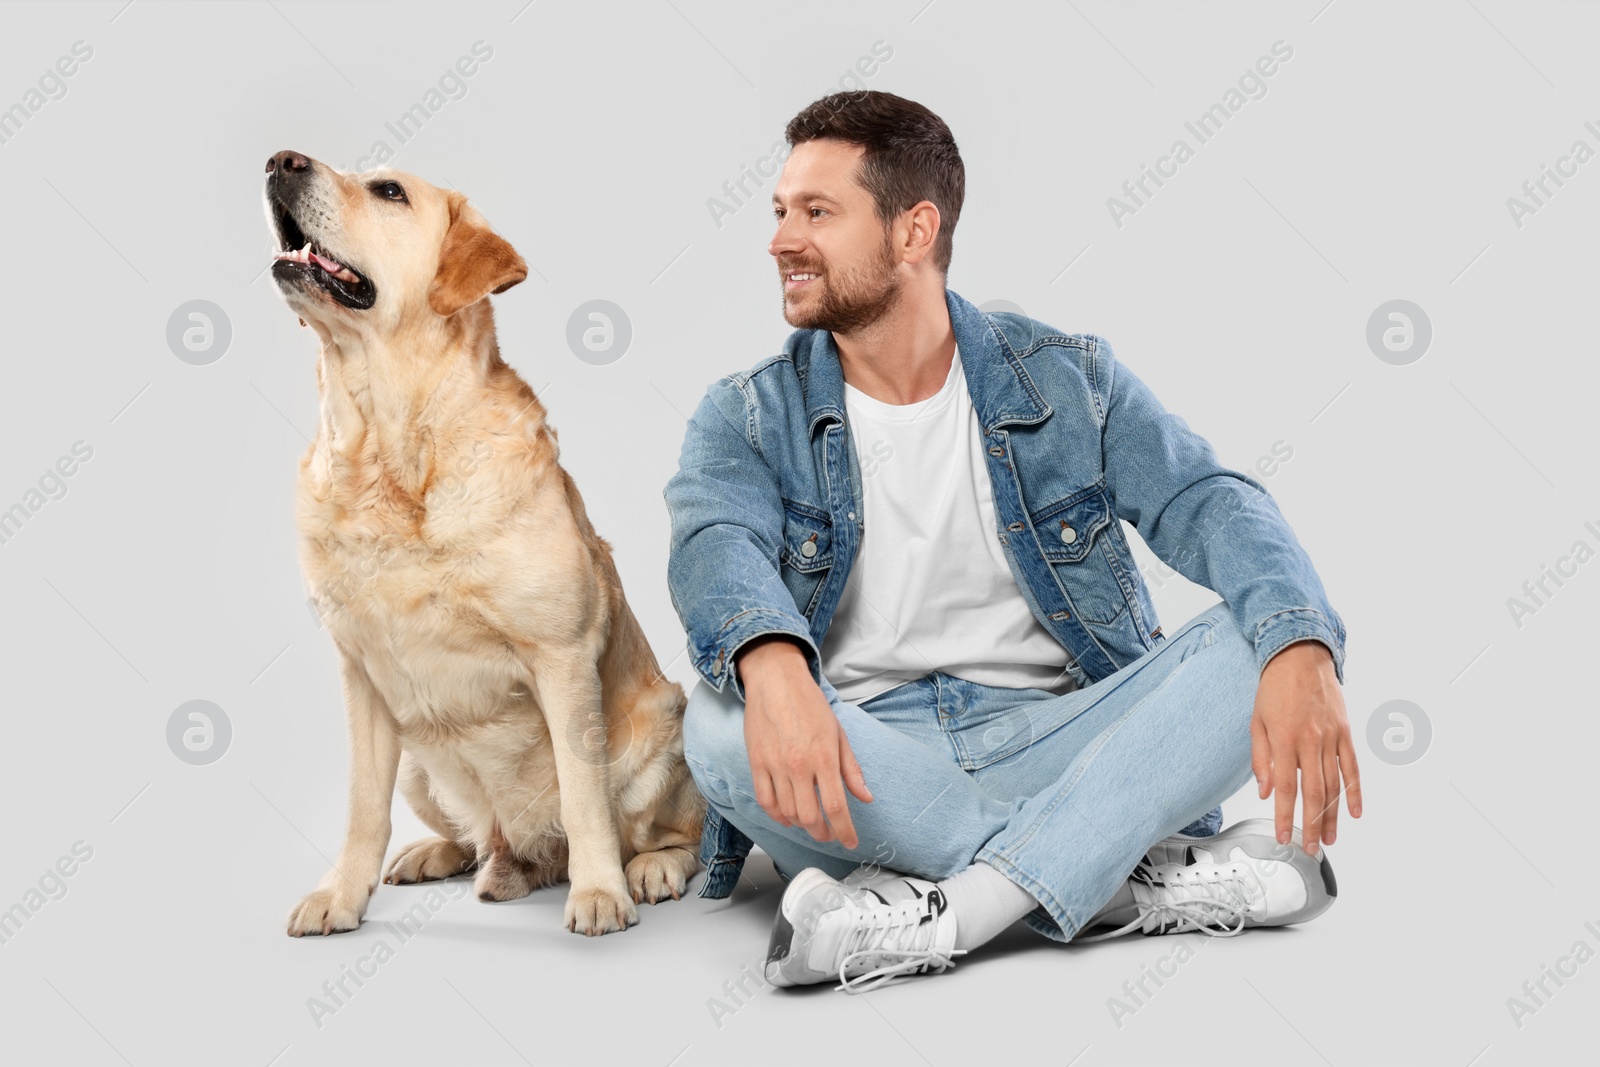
[428,192,528,318]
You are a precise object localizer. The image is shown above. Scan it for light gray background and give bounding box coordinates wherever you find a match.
[0,1,1593,1064]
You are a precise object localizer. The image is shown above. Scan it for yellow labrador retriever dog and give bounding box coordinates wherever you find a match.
[262,150,703,937]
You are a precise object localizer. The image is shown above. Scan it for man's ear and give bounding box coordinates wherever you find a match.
[428,192,528,318]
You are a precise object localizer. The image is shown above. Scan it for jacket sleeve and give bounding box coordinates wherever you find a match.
[663,376,823,700]
[1094,336,1348,684]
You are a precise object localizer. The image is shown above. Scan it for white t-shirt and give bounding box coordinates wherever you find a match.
[819,346,1081,704]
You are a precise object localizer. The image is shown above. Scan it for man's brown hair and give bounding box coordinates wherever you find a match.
[784,90,964,274]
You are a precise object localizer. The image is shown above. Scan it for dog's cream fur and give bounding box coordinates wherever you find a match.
[263,152,703,937]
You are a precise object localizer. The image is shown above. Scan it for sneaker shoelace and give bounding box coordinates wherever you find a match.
[1076,861,1260,943]
[833,898,967,994]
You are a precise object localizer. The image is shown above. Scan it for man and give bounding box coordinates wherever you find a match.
[664,90,1360,993]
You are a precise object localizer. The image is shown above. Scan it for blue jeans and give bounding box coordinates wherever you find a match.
[682,601,1258,943]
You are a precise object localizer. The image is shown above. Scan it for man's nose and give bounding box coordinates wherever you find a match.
[265,150,312,178]
[769,218,803,258]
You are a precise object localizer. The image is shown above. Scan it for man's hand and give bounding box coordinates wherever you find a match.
[1249,639,1362,856]
[736,637,873,849]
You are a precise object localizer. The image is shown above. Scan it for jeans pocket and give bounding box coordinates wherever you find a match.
[959,699,1086,771]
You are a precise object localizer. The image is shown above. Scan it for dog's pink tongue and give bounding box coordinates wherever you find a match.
[309,250,344,273]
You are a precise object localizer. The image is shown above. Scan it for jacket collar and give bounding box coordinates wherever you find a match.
[796,287,1053,437]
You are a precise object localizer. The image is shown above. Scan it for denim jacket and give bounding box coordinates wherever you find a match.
[664,288,1347,899]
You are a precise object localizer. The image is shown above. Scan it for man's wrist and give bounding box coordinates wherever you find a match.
[1263,637,1335,674]
[1254,608,1346,685]
[735,634,813,693]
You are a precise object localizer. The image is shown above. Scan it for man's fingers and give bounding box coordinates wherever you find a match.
[1299,745,1325,857]
[1340,732,1364,819]
[751,768,780,825]
[770,772,799,830]
[839,734,873,804]
[815,767,858,851]
[1273,760,1297,846]
[787,765,833,843]
[1250,713,1272,799]
[1320,743,1341,845]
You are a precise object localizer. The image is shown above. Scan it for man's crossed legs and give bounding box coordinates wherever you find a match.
[682,602,1336,991]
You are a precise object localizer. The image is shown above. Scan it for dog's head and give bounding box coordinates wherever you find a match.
[263,150,527,329]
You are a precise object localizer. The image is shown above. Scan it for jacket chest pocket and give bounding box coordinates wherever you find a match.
[779,500,833,615]
[1029,486,1128,625]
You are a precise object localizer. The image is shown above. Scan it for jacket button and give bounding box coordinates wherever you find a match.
[800,537,818,558]
[1060,523,1077,544]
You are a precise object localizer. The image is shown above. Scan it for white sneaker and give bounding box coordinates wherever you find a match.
[764,867,966,993]
[841,862,911,895]
[1076,818,1337,942]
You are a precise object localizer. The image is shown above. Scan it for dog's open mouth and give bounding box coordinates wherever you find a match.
[270,200,376,311]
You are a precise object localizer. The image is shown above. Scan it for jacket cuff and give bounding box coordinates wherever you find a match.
[1254,607,1347,685]
[693,608,821,701]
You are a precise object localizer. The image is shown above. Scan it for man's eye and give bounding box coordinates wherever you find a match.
[372,181,408,203]
[810,207,827,218]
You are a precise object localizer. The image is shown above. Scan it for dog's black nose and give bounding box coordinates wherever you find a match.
[265,150,312,176]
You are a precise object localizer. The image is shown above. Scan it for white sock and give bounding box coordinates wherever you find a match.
[935,861,1040,952]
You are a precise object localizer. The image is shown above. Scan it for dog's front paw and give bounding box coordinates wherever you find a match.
[564,881,638,936]
[286,884,369,937]
[626,846,697,904]
[385,837,477,885]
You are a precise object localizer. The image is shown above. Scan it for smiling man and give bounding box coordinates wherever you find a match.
[664,90,1360,993]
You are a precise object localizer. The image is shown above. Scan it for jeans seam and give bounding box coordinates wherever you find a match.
[935,674,976,768]
[685,753,740,809]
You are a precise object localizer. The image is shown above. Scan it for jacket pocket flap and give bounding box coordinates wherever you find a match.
[1031,487,1112,563]
[780,501,833,572]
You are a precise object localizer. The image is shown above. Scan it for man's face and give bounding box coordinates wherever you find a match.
[769,139,902,334]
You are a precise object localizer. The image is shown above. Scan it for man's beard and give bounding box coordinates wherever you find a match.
[781,231,902,334]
